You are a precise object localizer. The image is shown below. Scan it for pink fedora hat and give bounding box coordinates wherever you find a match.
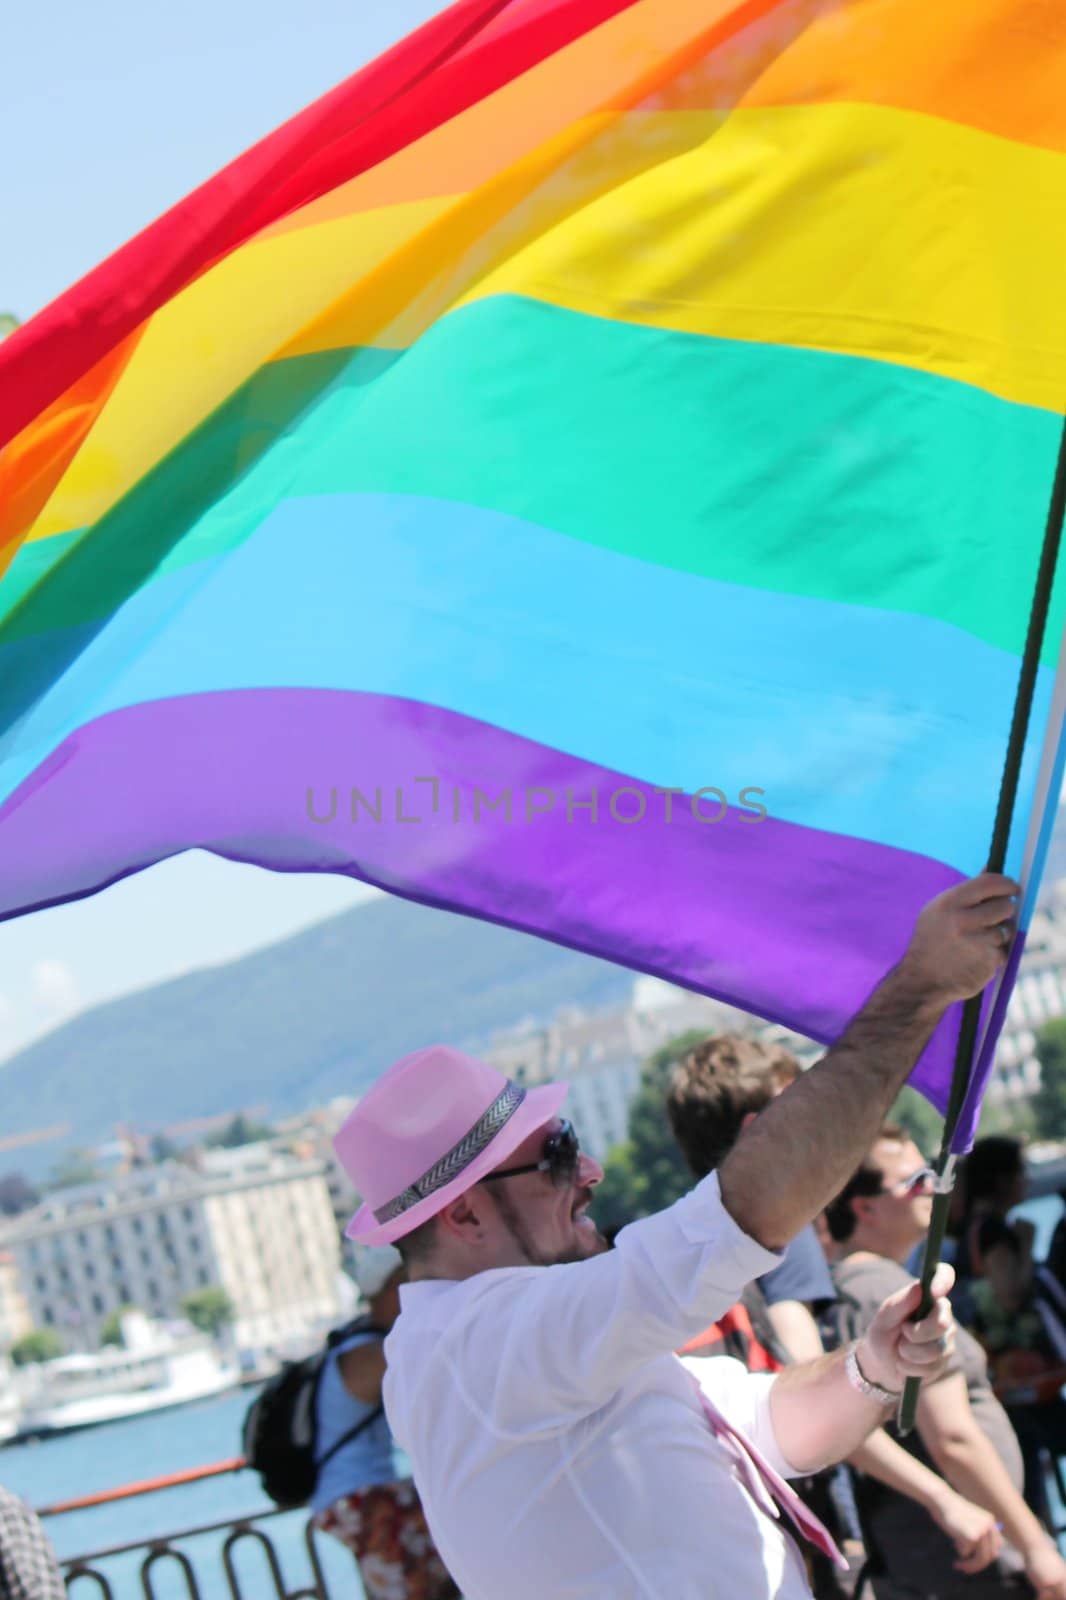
[335,1044,569,1245]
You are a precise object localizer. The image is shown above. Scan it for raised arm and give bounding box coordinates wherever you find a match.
[452,875,1015,1430]
[719,874,1016,1250]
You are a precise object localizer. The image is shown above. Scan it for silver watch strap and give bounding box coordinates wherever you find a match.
[845,1342,901,1407]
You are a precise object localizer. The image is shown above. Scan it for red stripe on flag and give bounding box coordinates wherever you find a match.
[0,0,639,449]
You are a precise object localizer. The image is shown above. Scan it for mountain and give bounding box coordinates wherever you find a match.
[0,894,634,1172]
[7,803,1065,1180]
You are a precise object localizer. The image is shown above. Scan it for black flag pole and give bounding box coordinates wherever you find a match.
[898,413,1066,1434]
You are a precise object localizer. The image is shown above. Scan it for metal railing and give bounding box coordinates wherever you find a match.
[60,1506,342,1600]
[37,1459,357,1600]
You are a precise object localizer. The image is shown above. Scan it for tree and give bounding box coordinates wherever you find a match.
[150,1133,179,1163]
[593,1031,712,1235]
[1033,1018,1066,1140]
[889,1087,943,1158]
[0,1172,39,1216]
[590,1145,642,1238]
[889,1075,1036,1150]
[206,1113,274,1149]
[974,1096,1036,1142]
[181,1287,235,1337]
[10,1328,63,1366]
[46,1148,101,1190]
[100,1306,141,1347]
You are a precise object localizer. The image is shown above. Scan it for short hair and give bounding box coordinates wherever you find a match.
[824,1123,908,1243]
[666,1035,801,1179]
[393,1216,438,1268]
[962,1137,1024,1211]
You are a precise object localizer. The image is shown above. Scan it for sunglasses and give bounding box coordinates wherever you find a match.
[482,1119,581,1189]
[881,1165,936,1197]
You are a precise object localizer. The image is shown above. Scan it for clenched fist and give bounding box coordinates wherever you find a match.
[896,874,1019,1007]
[858,1262,957,1395]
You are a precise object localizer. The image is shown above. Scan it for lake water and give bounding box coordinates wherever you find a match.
[0,1386,366,1598]
[3,1195,1065,1595]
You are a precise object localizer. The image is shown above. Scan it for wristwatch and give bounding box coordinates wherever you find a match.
[845,1341,901,1407]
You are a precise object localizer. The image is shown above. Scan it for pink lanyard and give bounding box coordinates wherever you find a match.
[695,1383,847,1571]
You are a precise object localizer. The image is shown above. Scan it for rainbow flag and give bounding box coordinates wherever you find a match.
[2,0,1065,1141]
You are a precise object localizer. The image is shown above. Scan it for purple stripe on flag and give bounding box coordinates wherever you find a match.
[952,933,1028,1154]
[0,686,974,1119]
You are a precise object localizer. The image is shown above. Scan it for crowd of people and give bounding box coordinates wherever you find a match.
[9,873,1066,1599]
[320,870,1044,1600]
[665,1036,1066,1598]
[308,1043,1066,1600]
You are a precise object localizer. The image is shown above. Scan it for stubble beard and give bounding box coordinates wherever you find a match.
[493,1184,609,1267]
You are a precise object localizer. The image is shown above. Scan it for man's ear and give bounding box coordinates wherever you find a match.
[740,1111,759,1136]
[435,1188,485,1243]
[851,1195,876,1228]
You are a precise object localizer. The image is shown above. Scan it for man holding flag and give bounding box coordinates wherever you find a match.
[332,873,1016,1599]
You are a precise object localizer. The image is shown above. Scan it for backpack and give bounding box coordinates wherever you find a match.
[241,1313,386,1508]
[678,1284,785,1373]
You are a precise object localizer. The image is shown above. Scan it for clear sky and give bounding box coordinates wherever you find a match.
[0,0,441,1063]
[3,0,440,319]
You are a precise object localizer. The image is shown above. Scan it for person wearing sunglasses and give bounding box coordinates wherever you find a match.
[331,873,1016,1600]
[827,1128,1066,1600]
[665,1035,1002,1597]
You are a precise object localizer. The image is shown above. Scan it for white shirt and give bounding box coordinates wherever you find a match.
[384,1172,814,1600]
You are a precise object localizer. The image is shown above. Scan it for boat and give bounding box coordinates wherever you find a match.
[13,1311,239,1438]
[0,1362,19,1443]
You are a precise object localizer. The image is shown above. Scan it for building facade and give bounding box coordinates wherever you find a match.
[991,882,1066,1104]
[0,1250,32,1350]
[269,1097,361,1269]
[482,980,765,1162]
[1,1147,342,1354]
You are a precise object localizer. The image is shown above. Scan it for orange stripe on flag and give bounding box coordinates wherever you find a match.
[0,329,144,571]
